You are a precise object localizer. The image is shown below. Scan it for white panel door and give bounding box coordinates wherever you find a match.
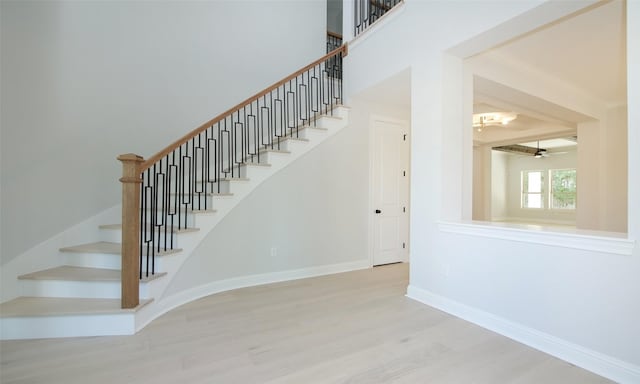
[372,118,409,266]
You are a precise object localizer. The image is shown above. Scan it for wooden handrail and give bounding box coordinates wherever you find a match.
[327,31,343,40]
[140,44,347,172]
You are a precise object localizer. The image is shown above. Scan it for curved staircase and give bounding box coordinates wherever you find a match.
[0,107,349,340]
[0,45,350,339]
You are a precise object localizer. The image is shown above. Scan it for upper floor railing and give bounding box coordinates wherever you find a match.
[327,31,343,53]
[118,45,347,308]
[354,0,403,37]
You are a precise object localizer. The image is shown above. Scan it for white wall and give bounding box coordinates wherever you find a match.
[603,105,628,233]
[346,0,640,380]
[164,92,410,298]
[164,124,369,296]
[577,106,628,232]
[577,120,603,230]
[472,145,491,221]
[0,0,326,265]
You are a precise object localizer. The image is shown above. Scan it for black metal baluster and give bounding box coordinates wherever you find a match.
[169,151,177,250]
[190,138,196,212]
[139,171,145,280]
[133,48,346,282]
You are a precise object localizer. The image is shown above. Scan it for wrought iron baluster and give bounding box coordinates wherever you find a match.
[126,47,346,292]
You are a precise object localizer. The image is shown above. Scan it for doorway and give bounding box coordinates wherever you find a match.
[370,116,410,266]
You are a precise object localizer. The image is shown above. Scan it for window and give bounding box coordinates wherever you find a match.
[521,168,577,210]
[550,169,577,209]
[522,170,543,209]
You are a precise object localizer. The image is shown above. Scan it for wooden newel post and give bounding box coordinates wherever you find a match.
[118,153,144,309]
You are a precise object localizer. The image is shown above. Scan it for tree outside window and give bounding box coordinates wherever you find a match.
[550,169,577,209]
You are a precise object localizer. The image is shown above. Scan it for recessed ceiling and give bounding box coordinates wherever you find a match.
[494,0,626,106]
[472,0,625,146]
[519,138,577,149]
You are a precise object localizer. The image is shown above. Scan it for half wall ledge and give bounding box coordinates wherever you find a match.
[438,221,635,256]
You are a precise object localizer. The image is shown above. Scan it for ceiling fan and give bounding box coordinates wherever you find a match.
[533,141,547,158]
[492,141,569,158]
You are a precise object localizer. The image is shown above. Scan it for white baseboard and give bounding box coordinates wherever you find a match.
[136,259,371,332]
[406,285,640,384]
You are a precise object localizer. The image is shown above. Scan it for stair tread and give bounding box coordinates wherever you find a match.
[0,297,153,317]
[19,266,122,281]
[18,265,166,282]
[60,241,120,254]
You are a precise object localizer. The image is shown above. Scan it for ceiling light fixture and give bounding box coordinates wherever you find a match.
[473,112,518,129]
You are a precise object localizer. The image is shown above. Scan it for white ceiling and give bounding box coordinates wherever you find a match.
[348,0,626,147]
[473,0,626,146]
[520,138,577,149]
[494,0,626,106]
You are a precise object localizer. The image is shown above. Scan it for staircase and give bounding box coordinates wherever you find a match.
[0,46,349,340]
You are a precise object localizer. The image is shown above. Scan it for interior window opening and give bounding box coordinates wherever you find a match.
[468,0,627,233]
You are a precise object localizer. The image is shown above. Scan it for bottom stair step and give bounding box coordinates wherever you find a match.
[17,266,166,299]
[0,297,153,317]
[18,266,166,283]
[0,297,153,340]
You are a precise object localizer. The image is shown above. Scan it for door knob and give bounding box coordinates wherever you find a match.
[375,209,382,214]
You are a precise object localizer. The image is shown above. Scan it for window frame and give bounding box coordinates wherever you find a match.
[521,170,545,209]
[549,168,577,211]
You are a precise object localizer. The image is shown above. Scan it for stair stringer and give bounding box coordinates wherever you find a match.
[132,107,351,332]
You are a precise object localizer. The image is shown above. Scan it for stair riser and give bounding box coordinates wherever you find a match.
[19,279,152,299]
[64,252,121,270]
[166,194,233,210]
[1,313,136,340]
[194,180,232,194]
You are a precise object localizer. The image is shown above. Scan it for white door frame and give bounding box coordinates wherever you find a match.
[368,114,411,266]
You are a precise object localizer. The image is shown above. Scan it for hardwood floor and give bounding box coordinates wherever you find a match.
[0,263,610,383]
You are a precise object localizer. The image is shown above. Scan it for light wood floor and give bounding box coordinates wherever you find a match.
[0,263,610,383]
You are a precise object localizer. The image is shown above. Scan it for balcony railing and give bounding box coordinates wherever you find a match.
[327,31,343,53]
[354,0,403,37]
